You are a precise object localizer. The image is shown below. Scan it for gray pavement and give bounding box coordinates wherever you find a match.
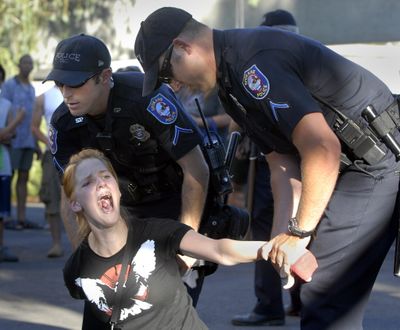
[1,203,400,329]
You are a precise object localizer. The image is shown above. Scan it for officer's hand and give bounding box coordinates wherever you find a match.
[176,254,198,275]
[261,233,311,289]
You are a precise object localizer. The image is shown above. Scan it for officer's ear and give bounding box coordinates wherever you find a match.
[70,200,82,213]
[98,68,112,85]
[173,38,192,55]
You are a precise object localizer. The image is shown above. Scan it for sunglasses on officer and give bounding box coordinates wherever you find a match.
[158,44,174,84]
[55,71,101,89]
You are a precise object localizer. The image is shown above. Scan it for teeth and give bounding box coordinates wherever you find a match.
[98,191,113,212]
[99,192,111,200]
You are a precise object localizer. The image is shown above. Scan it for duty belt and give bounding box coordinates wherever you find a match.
[313,94,400,166]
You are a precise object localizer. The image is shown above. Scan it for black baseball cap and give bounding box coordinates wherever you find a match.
[43,34,111,86]
[134,7,192,96]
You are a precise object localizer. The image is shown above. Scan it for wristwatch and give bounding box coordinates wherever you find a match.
[288,217,314,238]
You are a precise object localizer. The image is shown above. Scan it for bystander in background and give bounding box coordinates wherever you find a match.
[1,54,41,230]
[0,64,25,261]
[31,85,64,257]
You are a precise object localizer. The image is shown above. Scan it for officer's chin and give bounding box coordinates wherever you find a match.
[67,106,86,117]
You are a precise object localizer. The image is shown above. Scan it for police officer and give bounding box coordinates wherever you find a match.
[232,10,303,326]
[43,34,210,309]
[135,7,400,329]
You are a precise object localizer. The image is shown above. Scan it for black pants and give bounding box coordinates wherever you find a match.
[250,159,284,317]
[302,158,399,329]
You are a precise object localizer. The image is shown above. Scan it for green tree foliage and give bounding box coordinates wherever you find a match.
[0,0,119,77]
[1,0,134,201]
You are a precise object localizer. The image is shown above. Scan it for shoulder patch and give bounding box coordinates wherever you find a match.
[147,93,177,125]
[48,124,58,154]
[242,64,270,100]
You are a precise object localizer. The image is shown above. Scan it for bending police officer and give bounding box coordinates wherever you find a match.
[135,7,400,329]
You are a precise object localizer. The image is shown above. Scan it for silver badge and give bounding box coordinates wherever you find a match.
[130,124,150,142]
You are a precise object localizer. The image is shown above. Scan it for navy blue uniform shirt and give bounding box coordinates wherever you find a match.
[213,28,394,155]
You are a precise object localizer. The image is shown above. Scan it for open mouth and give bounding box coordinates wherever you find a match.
[98,192,113,213]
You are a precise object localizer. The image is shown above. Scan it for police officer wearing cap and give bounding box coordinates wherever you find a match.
[232,9,302,327]
[135,7,400,329]
[43,34,210,311]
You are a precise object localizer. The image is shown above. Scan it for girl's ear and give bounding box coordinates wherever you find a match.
[70,200,82,213]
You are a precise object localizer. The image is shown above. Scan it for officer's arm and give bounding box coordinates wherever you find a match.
[291,112,341,233]
[176,145,209,230]
[265,112,340,271]
[265,151,302,237]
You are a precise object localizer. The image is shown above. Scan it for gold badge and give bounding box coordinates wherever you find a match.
[129,124,150,142]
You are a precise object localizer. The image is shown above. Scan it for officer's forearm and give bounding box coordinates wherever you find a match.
[292,112,341,232]
[267,153,302,237]
[177,146,210,230]
[180,173,208,231]
[295,149,339,232]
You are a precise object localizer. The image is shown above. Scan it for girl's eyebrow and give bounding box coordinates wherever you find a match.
[79,169,109,183]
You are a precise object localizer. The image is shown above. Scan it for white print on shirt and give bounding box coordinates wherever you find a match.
[75,240,156,321]
[75,277,114,314]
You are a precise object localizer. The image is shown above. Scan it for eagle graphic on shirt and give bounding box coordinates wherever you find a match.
[75,240,156,321]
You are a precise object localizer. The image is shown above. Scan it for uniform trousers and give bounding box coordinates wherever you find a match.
[302,157,399,329]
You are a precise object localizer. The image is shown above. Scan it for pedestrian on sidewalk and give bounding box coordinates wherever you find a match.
[1,54,40,230]
[0,64,25,261]
[31,85,64,258]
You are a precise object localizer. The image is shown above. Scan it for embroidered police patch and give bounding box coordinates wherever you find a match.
[48,124,58,154]
[147,93,178,124]
[242,64,270,100]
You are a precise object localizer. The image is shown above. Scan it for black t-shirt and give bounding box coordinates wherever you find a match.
[63,217,208,330]
[213,28,394,155]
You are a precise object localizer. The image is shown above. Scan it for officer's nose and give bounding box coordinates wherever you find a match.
[60,85,73,99]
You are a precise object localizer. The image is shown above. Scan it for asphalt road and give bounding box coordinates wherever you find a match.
[0,203,399,329]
